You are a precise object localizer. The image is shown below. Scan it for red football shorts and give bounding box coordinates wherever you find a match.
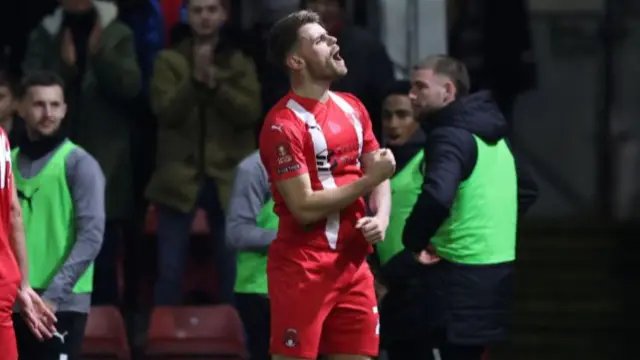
[268,243,379,359]
[0,281,18,360]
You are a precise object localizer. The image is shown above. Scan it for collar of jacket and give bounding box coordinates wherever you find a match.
[41,0,117,36]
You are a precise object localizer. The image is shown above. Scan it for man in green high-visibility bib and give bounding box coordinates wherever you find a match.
[11,71,105,360]
[226,150,277,360]
[402,55,538,360]
[372,80,433,360]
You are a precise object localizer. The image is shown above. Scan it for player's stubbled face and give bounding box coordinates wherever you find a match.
[21,86,66,138]
[297,22,347,81]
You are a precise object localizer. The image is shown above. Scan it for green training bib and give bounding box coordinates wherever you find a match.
[12,140,94,292]
[431,136,518,264]
[234,198,278,294]
[377,151,424,265]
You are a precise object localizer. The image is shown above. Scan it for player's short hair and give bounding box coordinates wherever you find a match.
[267,10,322,71]
[18,71,65,99]
[383,80,411,100]
[415,55,470,97]
[0,69,17,96]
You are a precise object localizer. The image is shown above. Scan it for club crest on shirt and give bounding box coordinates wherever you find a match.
[275,143,293,165]
[283,328,298,348]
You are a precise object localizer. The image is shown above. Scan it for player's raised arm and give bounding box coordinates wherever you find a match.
[260,120,395,225]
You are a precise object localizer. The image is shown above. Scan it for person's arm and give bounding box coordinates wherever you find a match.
[150,50,200,126]
[9,176,28,289]
[505,140,539,215]
[259,116,379,225]
[402,127,477,253]
[90,23,142,100]
[365,159,390,225]
[210,52,261,130]
[41,150,106,307]
[357,98,390,225]
[226,154,275,252]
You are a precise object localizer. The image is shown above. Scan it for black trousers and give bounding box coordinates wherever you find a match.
[386,339,436,360]
[439,343,485,360]
[385,330,485,360]
[387,342,483,360]
[13,311,87,360]
[235,293,270,360]
[92,221,121,305]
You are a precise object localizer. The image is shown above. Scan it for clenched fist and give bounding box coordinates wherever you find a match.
[366,148,396,184]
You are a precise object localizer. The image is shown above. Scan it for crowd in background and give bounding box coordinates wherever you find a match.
[0,0,536,357]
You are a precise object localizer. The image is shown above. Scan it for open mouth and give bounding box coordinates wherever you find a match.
[332,47,343,61]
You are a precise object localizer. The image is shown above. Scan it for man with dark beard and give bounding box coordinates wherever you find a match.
[259,10,395,360]
[11,71,105,360]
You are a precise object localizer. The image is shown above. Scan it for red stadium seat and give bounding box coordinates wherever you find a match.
[82,306,130,360]
[145,305,247,359]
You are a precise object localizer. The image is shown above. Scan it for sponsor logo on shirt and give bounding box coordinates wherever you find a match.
[316,144,359,173]
[17,188,39,212]
[276,164,301,174]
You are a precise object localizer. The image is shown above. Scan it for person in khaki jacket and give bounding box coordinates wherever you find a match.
[147,0,261,305]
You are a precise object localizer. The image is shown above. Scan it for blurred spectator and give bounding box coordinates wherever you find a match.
[226,151,276,360]
[304,0,395,140]
[244,0,298,117]
[147,0,261,305]
[117,0,164,92]
[0,70,24,146]
[11,71,105,360]
[447,0,536,123]
[22,0,142,305]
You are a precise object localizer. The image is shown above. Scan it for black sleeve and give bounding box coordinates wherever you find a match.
[402,127,478,253]
[505,140,539,215]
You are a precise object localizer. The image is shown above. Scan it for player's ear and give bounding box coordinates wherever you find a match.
[286,52,305,71]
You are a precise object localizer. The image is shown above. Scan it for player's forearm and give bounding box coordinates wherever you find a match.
[10,197,28,288]
[295,175,378,224]
[369,180,391,227]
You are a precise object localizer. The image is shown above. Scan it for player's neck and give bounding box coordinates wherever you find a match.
[291,77,331,103]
